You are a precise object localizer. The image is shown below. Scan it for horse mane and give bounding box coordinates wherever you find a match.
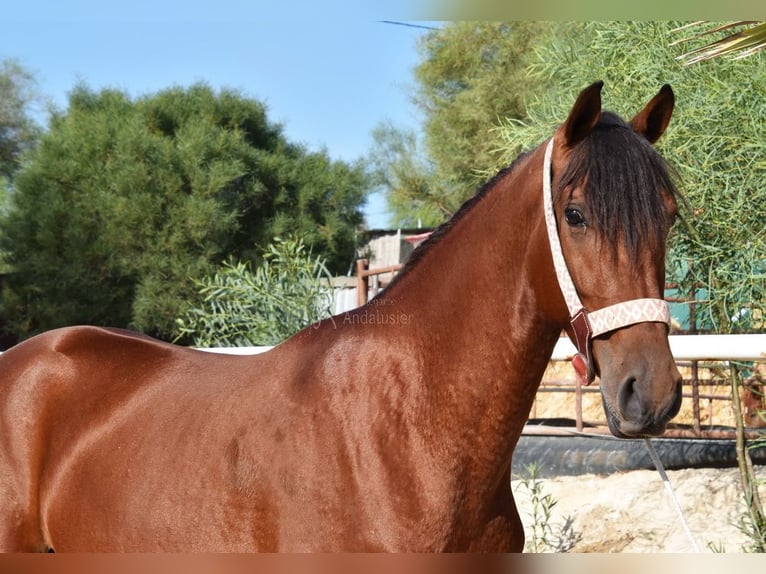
[378,152,530,295]
[557,111,680,259]
[376,112,680,298]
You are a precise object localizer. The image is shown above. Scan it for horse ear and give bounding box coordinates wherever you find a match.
[630,84,674,144]
[561,81,604,148]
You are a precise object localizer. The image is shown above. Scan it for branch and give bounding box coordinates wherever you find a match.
[673,21,766,65]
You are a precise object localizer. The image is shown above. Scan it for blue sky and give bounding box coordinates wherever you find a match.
[2,1,436,228]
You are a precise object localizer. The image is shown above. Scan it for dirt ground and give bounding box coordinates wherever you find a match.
[513,360,765,554]
[512,463,764,553]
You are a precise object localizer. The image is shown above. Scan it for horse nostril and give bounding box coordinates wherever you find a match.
[618,376,644,422]
[609,368,681,438]
[668,375,684,418]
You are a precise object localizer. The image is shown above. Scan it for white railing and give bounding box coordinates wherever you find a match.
[553,333,766,362]
[196,334,766,362]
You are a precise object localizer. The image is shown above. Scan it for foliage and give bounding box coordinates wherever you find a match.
[737,486,766,552]
[371,22,556,227]
[492,21,766,334]
[174,236,334,347]
[514,463,582,553]
[0,83,369,342]
[0,59,43,274]
[0,59,43,179]
[368,123,440,227]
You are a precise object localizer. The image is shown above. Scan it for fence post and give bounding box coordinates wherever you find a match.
[356,259,369,308]
[575,376,584,432]
[689,294,702,435]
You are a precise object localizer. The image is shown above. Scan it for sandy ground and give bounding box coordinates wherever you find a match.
[513,360,765,553]
[512,466,765,553]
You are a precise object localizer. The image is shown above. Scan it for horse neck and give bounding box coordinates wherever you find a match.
[377,146,565,469]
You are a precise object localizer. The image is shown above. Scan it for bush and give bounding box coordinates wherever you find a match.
[175,236,334,347]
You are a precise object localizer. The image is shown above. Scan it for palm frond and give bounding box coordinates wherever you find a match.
[672,21,766,65]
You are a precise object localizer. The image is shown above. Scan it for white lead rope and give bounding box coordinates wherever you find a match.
[644,438,702,552]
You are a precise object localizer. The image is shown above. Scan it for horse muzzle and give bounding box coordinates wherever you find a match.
[598,343,683,438]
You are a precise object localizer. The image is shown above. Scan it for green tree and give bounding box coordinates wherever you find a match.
[0,59,42,179]
[0,84,369,342]
[0,59,43,274]
[175,236,334,347]
[415,21,553,190]
[371,22,557,227]
[369,122,440,227]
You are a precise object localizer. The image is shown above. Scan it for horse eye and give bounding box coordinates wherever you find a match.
[564,207,587,227]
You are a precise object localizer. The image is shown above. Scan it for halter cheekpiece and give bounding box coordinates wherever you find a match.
[542,138,671,384]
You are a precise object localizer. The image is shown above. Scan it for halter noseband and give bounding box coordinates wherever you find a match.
[542,138,671,384]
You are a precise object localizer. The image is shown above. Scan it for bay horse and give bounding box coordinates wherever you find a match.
[0,81,683,552]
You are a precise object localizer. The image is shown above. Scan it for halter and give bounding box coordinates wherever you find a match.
[542,138,671,384]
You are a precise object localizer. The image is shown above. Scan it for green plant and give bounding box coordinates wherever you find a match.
[707,540,727,553]
[175,236,334,347]
[737,491,766,552]
[514,463,582,553]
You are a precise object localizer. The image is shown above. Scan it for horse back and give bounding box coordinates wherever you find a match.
[0,325,283,551]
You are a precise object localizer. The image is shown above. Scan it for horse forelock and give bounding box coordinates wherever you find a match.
[556,111,680,261]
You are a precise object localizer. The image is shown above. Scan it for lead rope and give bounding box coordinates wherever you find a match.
[643,438,701,552]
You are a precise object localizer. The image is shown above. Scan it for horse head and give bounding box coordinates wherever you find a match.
[547,81,683,437]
